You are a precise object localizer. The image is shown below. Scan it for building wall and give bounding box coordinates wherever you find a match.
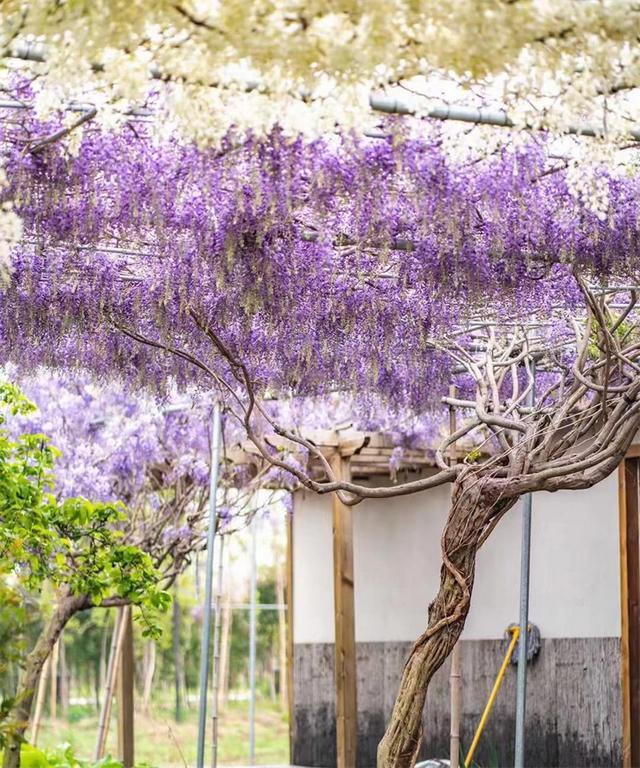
[292,472,622,766]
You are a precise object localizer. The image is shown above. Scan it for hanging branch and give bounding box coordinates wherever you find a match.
[28,107,97,154]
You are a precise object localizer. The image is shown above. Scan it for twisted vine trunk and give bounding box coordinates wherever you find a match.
[3,594,87,768]
[377,477,516,768]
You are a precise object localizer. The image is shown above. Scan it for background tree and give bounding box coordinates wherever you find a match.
[0,383,170,768]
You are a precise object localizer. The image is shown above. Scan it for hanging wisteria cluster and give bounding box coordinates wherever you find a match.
[2,106,640,429]
[13,373,210,502]
[10,371,285,532]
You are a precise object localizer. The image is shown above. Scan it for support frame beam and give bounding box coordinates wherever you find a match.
[330,452,358,768]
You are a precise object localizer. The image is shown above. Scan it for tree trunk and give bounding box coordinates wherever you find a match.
[3,594,86,768]
[377,478,516,768]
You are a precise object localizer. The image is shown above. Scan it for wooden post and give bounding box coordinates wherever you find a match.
[449,386,461,768]
[330,452,357,768]
[620,457,640,767]
[286,504,295,761]
[117,606,135,768]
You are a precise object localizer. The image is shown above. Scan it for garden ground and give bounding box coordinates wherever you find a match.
[35,700,289,767]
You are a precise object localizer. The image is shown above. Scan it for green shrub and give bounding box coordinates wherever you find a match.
[0,745,48,768]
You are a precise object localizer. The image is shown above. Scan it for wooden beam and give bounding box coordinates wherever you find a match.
[330,453,357,768]
[117,606,135,768]
[620,457,640,767]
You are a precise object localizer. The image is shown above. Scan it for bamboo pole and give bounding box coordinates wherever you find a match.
[248,522,258,765]
[218,598,232,713]
[59,632,69,720]
[49,640,59,722]
[94,608,127,761]
[276,550,288,711]
[141,641,156,716]
[173,587,184,723]
[30,655,50,745]
[286,505,295,763]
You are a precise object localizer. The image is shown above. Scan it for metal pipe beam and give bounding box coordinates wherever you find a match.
[370,93,640,142]
[7,41,640,142]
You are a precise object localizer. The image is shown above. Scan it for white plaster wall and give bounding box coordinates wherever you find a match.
[292,489,335,643]
[293,471,621,644]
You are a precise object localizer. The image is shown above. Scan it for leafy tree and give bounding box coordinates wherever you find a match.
[0,384,170,768]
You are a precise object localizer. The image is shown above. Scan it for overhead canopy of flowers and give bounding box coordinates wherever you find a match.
[2,2,639,143]
[1,103,639,419]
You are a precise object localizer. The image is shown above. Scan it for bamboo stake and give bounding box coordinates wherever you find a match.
[49,640,59,722]
[141,640,156,716]
[276,550,288,711]
[172,587,184,723]
[59,631,69,719]
[218,597,232,713]
[94,607,127,761]
[286,506,294,763]
[449,385,462,768]
[30,655,50,746]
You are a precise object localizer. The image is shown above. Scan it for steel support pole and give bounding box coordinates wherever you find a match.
[211,534,225,768]
[196,403,222,768]
[248,517,258,765]
[514,363,535,768]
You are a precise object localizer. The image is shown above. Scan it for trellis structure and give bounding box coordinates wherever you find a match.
[3,64,640,768]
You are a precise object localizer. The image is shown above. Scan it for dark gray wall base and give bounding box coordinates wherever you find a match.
[293,637,621,768]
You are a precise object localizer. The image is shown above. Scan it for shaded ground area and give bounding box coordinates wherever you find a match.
[36,700,289,767]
